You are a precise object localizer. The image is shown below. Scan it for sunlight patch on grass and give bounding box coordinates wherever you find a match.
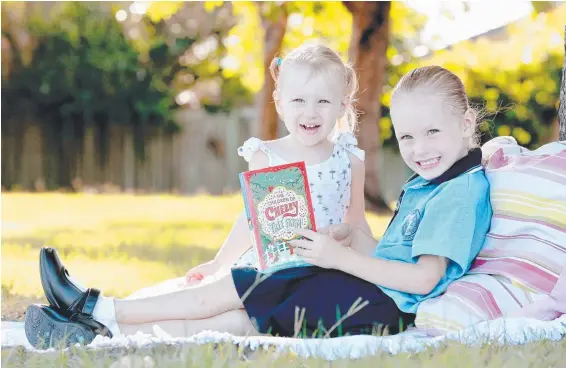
[2,193,392,299]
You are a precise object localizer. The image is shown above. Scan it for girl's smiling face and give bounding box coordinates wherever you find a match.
[276,65,346,147]
[391,90,475,180]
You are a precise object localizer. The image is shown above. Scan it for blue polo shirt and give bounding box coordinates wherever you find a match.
[373,148,492,313]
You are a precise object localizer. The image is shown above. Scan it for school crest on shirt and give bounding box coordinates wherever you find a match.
[401,209,421,241]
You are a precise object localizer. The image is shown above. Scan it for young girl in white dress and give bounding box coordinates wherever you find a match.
[184,42,371,281]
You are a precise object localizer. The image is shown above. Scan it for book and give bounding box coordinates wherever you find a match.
[239,161,317,273]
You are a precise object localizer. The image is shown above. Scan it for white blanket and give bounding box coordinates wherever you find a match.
[3,315,565,360]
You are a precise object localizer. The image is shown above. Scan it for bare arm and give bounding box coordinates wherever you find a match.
[293,228,448,295]
[346,227,447,292]
[213,150,270,266]
[339,250,448,295]
[344,153,372,236]
[212,211,251,266]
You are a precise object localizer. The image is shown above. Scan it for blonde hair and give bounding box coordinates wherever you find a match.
[391,65,481,148]
[269,43,359,138]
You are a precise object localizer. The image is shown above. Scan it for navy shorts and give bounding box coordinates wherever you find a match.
[231,266,414,338]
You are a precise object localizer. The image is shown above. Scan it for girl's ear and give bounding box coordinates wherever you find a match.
[462,108,476,138]
[339,97,348,118]
[273,90,283,117]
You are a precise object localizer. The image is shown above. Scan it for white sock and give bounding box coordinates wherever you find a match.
[92,295,121,336]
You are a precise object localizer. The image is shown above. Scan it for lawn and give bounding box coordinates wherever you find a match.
[1,193,392,314]
[2,193,564,367]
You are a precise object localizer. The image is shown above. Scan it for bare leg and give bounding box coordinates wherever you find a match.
[126,277,187,299]
[115,271,243,325]
[119,310,262,338]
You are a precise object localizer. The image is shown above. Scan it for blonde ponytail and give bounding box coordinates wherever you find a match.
[336,63,359,135]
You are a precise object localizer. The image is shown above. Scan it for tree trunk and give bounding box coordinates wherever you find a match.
[559,26,566,141]
[257,6,287,140]
[344,1,391,211]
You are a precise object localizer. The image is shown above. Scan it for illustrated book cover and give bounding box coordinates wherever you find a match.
[239,161,317,273]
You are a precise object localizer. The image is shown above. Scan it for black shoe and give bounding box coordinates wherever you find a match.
[38,247,112,340]
[39,247,103,319]
[24,304,108,349]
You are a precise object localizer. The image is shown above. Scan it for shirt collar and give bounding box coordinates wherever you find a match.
[405,148,483,187]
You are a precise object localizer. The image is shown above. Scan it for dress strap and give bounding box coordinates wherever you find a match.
[332,132,365,161]
[237,137,271,163]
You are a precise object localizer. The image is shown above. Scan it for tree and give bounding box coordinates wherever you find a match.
[560,25,566,141]
[1,1,252,189]
[415,4,566,148]
[257,4,288,140]
[343,2,391,211]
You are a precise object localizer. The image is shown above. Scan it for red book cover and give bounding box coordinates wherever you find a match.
[239,162,317,272]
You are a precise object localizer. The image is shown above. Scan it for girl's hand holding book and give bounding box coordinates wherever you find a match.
[289,228,350,270]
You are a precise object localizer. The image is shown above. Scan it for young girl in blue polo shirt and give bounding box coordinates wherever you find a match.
[29,65,492,347]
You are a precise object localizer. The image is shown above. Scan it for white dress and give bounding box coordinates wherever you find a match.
[124,133,365,299]
[234,133,365,267]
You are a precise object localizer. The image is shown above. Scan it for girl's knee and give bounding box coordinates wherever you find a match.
[230,309,259,335]
[213,309,258,336]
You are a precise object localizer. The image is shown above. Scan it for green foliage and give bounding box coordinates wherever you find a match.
[2,2,253,160]
[3,1,563,161]
[378,2,428,145]
[3,3,175,130]
[218,1,356,93]
[380,5,566,150]
[143,2,253,113]
[219,1,563,150]
[465,56,563,148]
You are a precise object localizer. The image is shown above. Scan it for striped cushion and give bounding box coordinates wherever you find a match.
[416,274,545,334]
[415,138,566,334]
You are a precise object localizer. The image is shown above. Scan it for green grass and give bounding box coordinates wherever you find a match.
[2,337,565,367]
[0,193,392,298]
[2,193,564,366]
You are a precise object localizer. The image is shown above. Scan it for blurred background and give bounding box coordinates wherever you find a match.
[3,1,565,202]
[2,1,565,318]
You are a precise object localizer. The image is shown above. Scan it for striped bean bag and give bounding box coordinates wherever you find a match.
[415,137,566,334]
